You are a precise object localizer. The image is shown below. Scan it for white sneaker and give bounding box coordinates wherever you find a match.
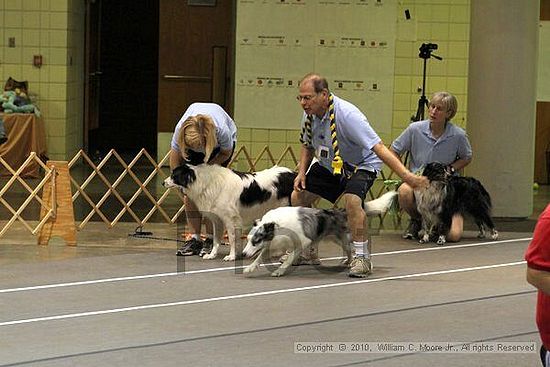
[348,256,373,278]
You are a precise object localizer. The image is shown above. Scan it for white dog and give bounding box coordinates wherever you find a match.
[163,163,296,261]
[242,191,397,277]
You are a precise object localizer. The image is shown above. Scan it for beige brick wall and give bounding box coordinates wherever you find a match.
[1,0,469,163]
[240,0,471,169]
[0,0,85,161]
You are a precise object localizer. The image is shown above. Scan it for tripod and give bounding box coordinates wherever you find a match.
[404,43,443,168]
[412,43,442,122]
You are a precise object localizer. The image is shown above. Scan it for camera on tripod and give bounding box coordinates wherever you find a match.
[411,42,443,123]
[419,42,438,59]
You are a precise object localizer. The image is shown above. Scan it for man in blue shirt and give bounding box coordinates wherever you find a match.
[293,73,427,277]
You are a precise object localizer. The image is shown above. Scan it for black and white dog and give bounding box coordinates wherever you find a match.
[163,163,296,261]
[241,191,398,277]
[242,207,352,277]
[415,162,498,245]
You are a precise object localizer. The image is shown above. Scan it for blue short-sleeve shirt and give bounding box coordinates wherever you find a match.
[299,95,382,173]
[171,102,237,153]
[390,119,472,173]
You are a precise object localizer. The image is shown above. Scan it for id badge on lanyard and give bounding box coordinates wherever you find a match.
[316,145,331,165]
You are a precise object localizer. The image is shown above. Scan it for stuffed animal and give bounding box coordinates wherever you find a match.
[1,77,41,117]
[0,89,40,117]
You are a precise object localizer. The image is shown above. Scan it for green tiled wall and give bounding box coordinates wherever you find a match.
[2,0,470,164]
[0,0,84,161]
[243,0,471,160]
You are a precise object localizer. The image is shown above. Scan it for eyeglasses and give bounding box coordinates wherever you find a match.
[296,94,318,102]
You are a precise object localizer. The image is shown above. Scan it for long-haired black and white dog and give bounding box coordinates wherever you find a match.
[242,207,352,277]
[415,162,498,245]
[163,163,296,261]
[241,191,398,277]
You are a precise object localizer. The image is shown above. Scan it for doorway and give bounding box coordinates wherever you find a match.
[85,0,160,161]
[85,1,235,162]
[157,0,235,134]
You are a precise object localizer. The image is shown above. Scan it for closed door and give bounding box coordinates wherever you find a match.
[157,0,235,134]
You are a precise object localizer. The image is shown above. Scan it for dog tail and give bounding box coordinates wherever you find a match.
[364,190,398,216]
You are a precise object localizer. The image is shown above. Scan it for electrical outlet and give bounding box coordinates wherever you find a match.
[8,37,16,48]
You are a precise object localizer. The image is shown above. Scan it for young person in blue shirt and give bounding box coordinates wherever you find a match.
[293,73,428,277]
[390,92,472,242]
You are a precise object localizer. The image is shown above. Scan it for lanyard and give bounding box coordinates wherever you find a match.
[300,93,343,175]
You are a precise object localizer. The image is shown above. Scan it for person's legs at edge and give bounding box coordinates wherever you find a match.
[398,182,421,239]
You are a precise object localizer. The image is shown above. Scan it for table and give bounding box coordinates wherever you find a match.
[0,113,48,178]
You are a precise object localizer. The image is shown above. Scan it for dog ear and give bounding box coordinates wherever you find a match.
[259,222,277,242]
[422,162,448,181]
[418,165,426,176]
[322,208,347,219]
[263,222,277,233]
[172,162,196,187]
[172,162,189,176]
[335,207,347,215]
[250,221,275,245]
[334,208,348,221]
[177,162,193,172]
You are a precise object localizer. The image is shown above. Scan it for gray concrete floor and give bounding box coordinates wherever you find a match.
[0,186,548,366]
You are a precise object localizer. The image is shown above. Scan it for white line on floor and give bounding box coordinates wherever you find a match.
[0,237,531,295]
[324,237,532,260]
[0,260,526,327]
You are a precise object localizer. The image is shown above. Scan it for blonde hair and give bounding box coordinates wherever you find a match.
[177,114,218,163]
[430,91,458,120]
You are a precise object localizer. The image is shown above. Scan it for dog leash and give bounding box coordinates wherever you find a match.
[128,226,187,243]
[128,226,248,243]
